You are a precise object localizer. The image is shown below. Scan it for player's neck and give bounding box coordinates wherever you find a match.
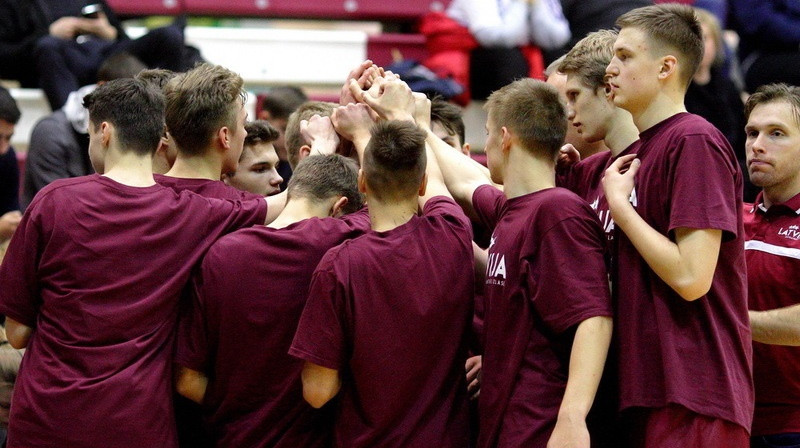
[631,91,686,133]
[367,197,418,233]
[502,149,555,199]
[268,198,329,229]
[576,140,608,159]
[605,110,639,157]
[166,152,223,181]
[102,150,156,187]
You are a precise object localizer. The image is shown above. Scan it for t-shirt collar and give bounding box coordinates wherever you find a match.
[752,190,800,216]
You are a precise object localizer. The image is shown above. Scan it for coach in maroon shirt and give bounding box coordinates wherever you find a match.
[175,154,368,448]
[291,87,474,447]
[742,84,800,448]
[0,79,267,448]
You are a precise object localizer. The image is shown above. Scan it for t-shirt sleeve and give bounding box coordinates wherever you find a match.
[0,199,47,327]
[289,249,350,370]
[668,133,740,240]
[174,262,213,372]
[472,184,506,231]
[423,196,472,232]
[527,208,612,334]
[197,194,268,237]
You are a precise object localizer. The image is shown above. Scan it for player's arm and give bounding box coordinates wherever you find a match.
[5,317,33,349]
[604,155,722,301]
[175,366,208,404]
[548,315,612,448]
[300,114,340,158]
[264,190,287,225]
[301,361,341,408]
[750,305,800,346]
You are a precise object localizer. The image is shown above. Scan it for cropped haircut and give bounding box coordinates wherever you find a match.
[135,69,178,92]
[745,83,800,126]
[97,52,147,83]
[485,78,567,160]
[616,4,704,89]
[287,154,364,214]
[164,63,246,156]
[244,120,280,149]
[0,87,20,125]
[261,86,307,120]
[83,78,166,156]
[559,29,618,90]
[363,120,427,202]
[284,101,337,169]
[430,97,466,146]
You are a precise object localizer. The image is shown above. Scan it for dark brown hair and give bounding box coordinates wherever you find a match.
[363,120,427,202]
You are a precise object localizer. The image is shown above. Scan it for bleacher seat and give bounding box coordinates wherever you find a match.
[106,0,185,16]
[182,0,449,21]
[366,33,427,67]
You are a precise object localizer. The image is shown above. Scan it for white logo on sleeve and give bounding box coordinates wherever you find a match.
[486,232,506,286]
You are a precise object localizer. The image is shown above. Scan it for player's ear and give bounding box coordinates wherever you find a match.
[100,122,112,147]
[330,196,348,217]
[418,172,428,197]
[500,127,512,154]
[357,169,367,194]
[461,143,471,156]
[298,145,312,162]
[221,172,231,185]
[659,55,678,81]
[218,126,231,150]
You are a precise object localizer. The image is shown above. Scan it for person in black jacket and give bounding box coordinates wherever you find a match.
[0,0,187,110]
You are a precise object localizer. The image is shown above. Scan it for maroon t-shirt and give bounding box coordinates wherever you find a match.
[472,185,612,448]
[744,192,800,436]
[559,142,640,245]
[613,113,752,431]
[0,174,266,448]
[155,173,266,201]
[290,196,473,448]
[175,209,371,448]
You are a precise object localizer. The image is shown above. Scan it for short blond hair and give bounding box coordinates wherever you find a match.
[559,29,618,91]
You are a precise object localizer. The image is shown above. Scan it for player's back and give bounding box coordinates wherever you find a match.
[177,210,370,448]
[0,174,263,448]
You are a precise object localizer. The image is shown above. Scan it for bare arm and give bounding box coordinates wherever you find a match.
[265,190,288,224]
[300,115,340,157]
[331,103,376,166]
[301,361,341,408]
[5,317,33,349]
[603,156,722,301]
[547,315,612,448]
[750,305,800,346]
[175,366,208,404]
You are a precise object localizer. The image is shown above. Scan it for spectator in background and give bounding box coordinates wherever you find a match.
[685,8,757,202]
[0,0,193,111]
[0,87,21,257]
[258,86,308,190]
[22,52,146,208]
[222,120,284,197]
[446,0,571,100]
[731,0,800,92]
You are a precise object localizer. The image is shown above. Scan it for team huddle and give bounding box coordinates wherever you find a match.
[0,3,798,448]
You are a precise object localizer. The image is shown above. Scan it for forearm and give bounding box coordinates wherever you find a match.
[5,317,33,349]
[610,200,721,301]
[426,129,489,215]
[175,366,208,404]
[558,316,612,420]
[750,306,800,346]
[265,190,288,224]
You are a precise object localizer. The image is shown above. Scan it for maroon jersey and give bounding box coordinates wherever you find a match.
[613,113,752,431]
[472,185,612,448]
[290,196,473,448]
[559,141,640,245]
[745,192,800,436]
[155,173,266,201]
[0,174,266,448]
[175,209,371,448]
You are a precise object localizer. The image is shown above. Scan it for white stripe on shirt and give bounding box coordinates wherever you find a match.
[745,240,800,260]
